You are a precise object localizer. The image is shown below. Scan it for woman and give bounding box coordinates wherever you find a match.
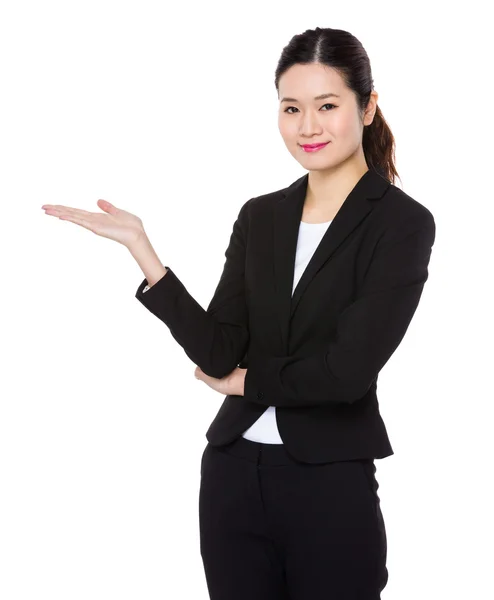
[42,26,436,600]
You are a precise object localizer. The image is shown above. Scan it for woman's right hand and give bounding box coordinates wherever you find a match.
[41,199,145,248]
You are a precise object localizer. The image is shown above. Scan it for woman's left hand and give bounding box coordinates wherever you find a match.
[194,365,246,396]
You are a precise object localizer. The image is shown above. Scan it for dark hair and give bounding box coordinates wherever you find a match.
[275,27,401,187]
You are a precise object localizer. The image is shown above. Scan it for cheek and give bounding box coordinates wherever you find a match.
[278,118,297,141]
[333,113,361,141]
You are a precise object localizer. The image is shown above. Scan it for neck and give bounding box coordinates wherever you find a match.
[305,155,370,213]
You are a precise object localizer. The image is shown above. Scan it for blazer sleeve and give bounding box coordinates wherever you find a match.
[134,200,251,379]
[243,210,436,407]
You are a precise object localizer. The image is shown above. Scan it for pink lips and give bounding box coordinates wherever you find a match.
[300,142,330,153]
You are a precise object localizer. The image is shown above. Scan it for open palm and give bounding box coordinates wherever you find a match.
[42,199,145,247]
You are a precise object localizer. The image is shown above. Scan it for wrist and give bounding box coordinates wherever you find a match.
[127,230,148,252]
[236,368,247,396]
[128,234,167,287]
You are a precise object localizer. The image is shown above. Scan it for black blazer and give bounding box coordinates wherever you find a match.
[135,167,436,464]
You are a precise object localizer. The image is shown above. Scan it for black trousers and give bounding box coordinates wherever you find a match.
[199,436,388,600]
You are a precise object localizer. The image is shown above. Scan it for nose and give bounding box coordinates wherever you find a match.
[299,110,323,137]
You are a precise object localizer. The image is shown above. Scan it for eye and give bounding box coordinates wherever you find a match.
[284,103,336,114]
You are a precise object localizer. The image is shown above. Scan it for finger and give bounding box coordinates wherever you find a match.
[42,204,79,211]
[45,206,96,218]
[97,199,119,215]
[58,214,95,232]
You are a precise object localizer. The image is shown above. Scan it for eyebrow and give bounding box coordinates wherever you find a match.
[280,92,341,103]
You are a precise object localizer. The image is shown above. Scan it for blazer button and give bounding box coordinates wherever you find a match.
[257,391,264,399]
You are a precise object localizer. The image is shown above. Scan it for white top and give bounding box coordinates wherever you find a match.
[241,219,333,444]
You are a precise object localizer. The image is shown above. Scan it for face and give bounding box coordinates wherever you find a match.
[277,63,378,170]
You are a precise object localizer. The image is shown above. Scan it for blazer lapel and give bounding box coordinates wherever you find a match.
[273,167,390,350]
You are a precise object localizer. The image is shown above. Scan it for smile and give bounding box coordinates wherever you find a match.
[300,142,330,153]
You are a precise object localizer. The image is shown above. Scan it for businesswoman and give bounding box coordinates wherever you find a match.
[42,26,436,600]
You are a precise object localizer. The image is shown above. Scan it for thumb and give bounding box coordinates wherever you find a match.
[97,199,119,216]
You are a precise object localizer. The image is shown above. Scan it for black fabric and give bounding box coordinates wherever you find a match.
[199,437,388,599]
[135,167,436,463]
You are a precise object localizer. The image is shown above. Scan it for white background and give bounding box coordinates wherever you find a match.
[1,1,492,598]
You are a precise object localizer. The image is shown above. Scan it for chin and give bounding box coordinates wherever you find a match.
[299,156,335,168]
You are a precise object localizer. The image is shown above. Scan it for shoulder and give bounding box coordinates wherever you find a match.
[235,178,294,226]
[241,182,290,211]
[366,182,437,253]
[376,181,435,233]
[238,173,436,237]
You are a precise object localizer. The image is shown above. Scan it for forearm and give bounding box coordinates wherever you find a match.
[128,234,168,288]
[132,201,251,379]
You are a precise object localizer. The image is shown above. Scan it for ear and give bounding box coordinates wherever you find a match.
[364,90,379,126]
